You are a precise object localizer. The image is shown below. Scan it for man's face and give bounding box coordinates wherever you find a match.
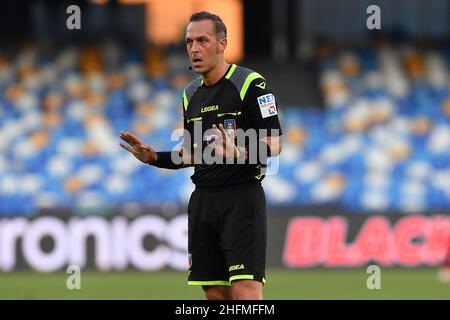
[185,20,225,74]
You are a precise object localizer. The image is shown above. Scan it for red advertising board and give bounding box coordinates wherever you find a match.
[283,215,450,267]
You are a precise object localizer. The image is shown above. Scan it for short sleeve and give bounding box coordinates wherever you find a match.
[243,78,283,136]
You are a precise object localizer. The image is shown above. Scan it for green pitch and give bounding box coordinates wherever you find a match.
[0,268,448,299]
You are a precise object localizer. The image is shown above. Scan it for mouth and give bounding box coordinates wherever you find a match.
[192,58,202,65]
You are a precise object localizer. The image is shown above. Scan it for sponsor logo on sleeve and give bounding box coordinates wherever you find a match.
[257,93,277,118]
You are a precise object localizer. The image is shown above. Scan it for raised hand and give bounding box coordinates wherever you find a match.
[206,124,239,161]
[119,131,158,164]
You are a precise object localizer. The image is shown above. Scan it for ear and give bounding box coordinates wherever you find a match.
[218,37,227,53]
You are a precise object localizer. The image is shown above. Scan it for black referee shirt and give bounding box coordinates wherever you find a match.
[182,64,282,187]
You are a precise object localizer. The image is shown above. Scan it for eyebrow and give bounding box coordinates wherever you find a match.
[185,35,210,42]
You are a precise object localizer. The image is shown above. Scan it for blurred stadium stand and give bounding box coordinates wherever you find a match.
[0,42,194,215]
[0,0,448,216]
[0,39,448,216]
[278,40,450,212]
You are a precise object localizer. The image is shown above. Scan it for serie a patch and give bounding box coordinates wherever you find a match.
[257,93,277,118]
[223,118,236,136]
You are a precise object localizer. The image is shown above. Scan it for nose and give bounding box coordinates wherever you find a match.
[190,40,199,53]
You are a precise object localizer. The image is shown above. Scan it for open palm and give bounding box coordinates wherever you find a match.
[119,131,157,164]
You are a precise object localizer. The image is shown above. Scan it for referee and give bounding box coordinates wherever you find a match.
[119,11,282,300]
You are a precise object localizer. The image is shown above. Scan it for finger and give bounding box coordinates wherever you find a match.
[228,127,235,141]
[119,142,133,153]
[218,124,232,147]
[120,132,142,147]
[125,132,145,145]
[218,123,228,139]
[211,124,222,137]
[120,132,135,145]
[206,134,219,142]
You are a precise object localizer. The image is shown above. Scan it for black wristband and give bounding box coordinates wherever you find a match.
[242,141,272,164]
[152,151,184,169]
[257,140,272,165]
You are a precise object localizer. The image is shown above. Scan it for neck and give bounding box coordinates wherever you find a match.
[202,61,229,86]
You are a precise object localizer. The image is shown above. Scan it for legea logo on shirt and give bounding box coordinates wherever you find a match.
[257,94,277,118]
[201,105,219,113]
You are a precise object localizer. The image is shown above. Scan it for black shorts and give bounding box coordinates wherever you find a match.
[187,182,267,286]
